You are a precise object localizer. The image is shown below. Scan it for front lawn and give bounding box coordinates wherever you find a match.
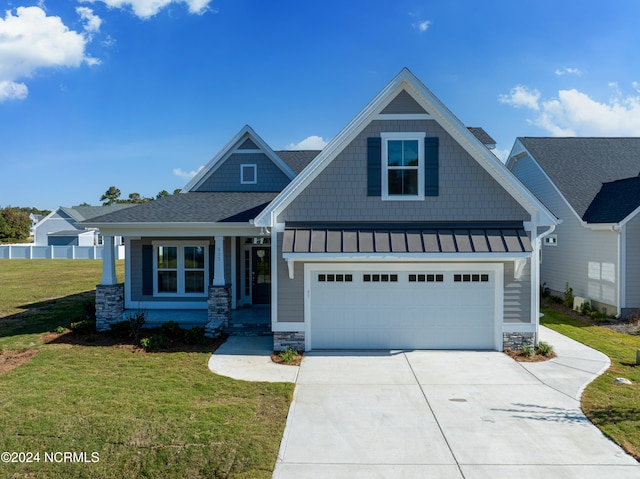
[542,306,640,460]
[0,260,293,478]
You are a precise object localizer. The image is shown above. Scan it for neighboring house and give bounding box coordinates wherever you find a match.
[85,69,555,351]
[34,205,132,246]
[29,213,45,238]
[507,137,640,317]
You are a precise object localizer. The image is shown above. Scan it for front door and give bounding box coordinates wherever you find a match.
[251,247,271,304]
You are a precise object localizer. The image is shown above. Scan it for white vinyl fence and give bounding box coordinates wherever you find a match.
[0,245,125,260]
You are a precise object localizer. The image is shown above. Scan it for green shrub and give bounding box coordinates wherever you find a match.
[580,300,593,315]
[184,327,206,345]
[83,298,96,321]
[70,319,95,335]
[140,334,170,351]
[54,326,66,334]
[521,345,535,357]
[127,311,146,340]
[536,341,553,356]
[563,282,574,308]
[110,311,146,340]
[278,347,297,363]
[161,321,183,340]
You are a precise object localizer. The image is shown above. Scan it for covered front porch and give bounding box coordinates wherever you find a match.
[95,232,273,337]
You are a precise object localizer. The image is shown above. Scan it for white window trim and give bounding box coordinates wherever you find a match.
[152,241,210,297]
[240,164,257,185]
[381,132,425,201]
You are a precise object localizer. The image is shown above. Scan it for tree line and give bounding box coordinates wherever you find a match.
[99,186,181,206]
[0,207,49,243]
[0,187,179,243]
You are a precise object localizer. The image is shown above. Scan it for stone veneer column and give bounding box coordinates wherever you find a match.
[273,332,305,351]
[503,332,535,350]
[205,285,231,337]
[95,283,124,332]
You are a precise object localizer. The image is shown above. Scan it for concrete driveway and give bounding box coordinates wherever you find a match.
[273,328,640,479]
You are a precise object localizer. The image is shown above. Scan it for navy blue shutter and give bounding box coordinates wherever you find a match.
[142,245,153,296]
[367,137,382,196]
[425,137,439,196]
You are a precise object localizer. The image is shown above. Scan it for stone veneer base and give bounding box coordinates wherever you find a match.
[273,331,305,351]
[95,284,124,332]
[503,331,535,350]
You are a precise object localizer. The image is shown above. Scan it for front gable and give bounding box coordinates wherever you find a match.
[183,125,296,193]
[256,69,554,227]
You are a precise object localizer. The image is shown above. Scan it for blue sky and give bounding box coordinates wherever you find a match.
[2,0,640,210]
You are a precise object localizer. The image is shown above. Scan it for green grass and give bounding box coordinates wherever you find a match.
[542,306,640,460]
[0,260,294,478]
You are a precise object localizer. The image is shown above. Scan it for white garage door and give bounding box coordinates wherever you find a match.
[309,265,498,350]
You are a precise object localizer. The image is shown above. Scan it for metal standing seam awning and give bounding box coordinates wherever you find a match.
[281,227,533,279]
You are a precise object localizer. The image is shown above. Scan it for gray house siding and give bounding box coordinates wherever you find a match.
[35,212,78,245]
[510,153,619,313]
[193,153,291,192]
[380,91,427,115]
[503,260,531,324]
[276,233,304,323]
[624,214,640,312]
[129,237,223,304]
[278,120,529,223]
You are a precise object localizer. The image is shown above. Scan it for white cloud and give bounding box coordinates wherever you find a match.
[0,80,28,101]
[555,67,582,76]
[498,85,541,111]
[415,20,431,32]
[173,166,204,179]
[81,0,214,19]
[286,135,328,150]
[0,6,93,102]
[500,83,640,136]
[76,7,102,34]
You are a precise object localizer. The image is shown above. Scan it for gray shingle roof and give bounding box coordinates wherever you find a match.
[276,150,321,174]
[84,192,279,224]
[468,127,496,148]
[519,137,640,218]
[582,176,640,223]
[61,204,134,222]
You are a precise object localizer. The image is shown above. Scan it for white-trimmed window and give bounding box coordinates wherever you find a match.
[153,241,209,296]
[240,164,257,184]
[381,132,425,200]
[544,235,557,246]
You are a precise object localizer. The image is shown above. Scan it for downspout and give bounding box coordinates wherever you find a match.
[532,223,556,346]
[612,224,623,318]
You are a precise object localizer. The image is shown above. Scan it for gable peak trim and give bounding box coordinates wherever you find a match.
[182,125,296,192]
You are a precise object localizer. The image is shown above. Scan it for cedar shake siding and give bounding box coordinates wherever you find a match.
[278,120,529,223]
[193,152,291,193]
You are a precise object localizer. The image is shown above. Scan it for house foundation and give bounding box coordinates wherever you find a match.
[503,331,535,350]
[95,283,124,332]
[273,331,305,351]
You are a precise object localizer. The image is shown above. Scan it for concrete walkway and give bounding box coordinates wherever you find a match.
[207,330,640,478]
[208,336,299,383]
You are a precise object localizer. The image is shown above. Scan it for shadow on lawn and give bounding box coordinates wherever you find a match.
[0,290,225,354]
[0,291,95,339]
[44,329,226,354]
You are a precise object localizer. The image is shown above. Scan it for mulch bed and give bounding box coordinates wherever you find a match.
[504,348,556,362]
[270,351,303,366]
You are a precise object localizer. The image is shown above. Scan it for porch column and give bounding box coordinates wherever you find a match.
[101,235,117,286]
[213,235,225,286]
